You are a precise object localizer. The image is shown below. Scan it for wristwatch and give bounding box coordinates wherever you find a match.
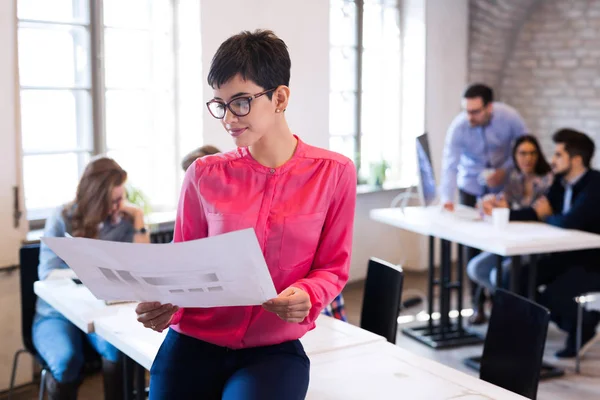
[134,227,148,235]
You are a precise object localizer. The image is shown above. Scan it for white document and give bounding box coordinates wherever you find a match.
[41,229,277,307]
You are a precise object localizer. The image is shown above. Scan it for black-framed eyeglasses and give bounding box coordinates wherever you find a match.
[206,88,276,119]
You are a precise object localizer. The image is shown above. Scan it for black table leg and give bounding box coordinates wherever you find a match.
[123,356,134,400]
[528,254,538,299]
[440,239,451,334]
[427,235,435,333]
[495,254,503,291]
[402,237,483,349]
[135,364,146,400]
[457,244,464,332]
[510,255,521,294]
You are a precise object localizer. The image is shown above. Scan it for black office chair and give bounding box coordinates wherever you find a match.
[480,289,550,400]
[9,243,102,400]
[150,229,174,243]
[360,257,404,344]
[9,243,48,400]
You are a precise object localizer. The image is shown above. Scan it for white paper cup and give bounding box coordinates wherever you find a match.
[492,207,510,229]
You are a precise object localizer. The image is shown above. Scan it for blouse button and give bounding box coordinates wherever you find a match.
[269,168,275,174]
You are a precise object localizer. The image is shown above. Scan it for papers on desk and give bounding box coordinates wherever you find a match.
[42,228,277,307]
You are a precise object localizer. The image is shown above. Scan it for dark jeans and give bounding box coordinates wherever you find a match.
[149,330,310,400]
[531,257,600,338]
[459,189,485,307]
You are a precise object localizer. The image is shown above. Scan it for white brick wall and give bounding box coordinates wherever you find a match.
[469,0,540,89]
[469,0,600,165]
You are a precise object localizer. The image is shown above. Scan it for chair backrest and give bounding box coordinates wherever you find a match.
[150,229,174,243]
[360,257,404,343]
[19,243,41,355]
[480,289,550,400]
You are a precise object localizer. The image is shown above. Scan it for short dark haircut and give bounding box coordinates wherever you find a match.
[512,135,552,176]
[463,83,494,106]
[207,30,291,99]
[553,128,595,168]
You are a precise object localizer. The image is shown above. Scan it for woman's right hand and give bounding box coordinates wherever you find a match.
[135,302,179,332]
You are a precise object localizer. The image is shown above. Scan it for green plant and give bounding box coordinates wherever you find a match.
[370,159,389,187]
[126,183,152,215]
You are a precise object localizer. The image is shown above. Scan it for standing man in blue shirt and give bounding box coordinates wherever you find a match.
[440,84,527,324]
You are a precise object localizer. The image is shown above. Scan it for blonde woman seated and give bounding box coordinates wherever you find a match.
[467,135,552,324]
[33,157,149,399]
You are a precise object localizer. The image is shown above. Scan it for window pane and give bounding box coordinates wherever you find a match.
[108,147,177,210]
[103,0,150,29]
[23,153,82,212]
[330,0,357,47]
[330,46,357,92]
[18,0,89,24]
[360,1,401,180]
[177,0,203,161]
[21,89,92,153]
[329,91,357,135]
[104,29,152,88]
[329,135,356,163]
[363,2,383,48]
[105,90,152,149]
[18,24,90,88]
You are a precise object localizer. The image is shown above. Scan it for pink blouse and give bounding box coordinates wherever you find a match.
[169,136,357,349]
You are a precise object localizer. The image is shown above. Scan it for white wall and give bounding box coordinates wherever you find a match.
[425,0,469,182]
[199,0,329,152]
[0,0,32,391]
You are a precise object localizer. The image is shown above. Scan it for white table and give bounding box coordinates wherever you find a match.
[92,306,386,371]
[307,342,527,400]
[94,310,524,400]
[370,206,600,256]
[370,206,600,350]
[35,278,523,400]
[33,278,124,333]
[34,278,385,353]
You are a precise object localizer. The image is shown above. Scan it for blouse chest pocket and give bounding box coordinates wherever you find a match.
[279,212,326,270]
[206,213,245,237]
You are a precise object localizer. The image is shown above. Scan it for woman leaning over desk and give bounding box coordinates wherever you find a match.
[34,157,149,400]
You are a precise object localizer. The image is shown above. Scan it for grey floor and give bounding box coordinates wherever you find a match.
[4,271,600,400]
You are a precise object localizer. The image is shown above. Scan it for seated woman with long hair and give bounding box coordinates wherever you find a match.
[33,157,150,399]
[467,135,552,324]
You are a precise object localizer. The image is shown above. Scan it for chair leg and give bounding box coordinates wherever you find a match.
[8,349,27,400]
[39,369,48,400]
[576,302,583,374]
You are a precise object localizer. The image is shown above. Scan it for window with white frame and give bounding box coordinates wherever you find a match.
[17,0,202,222]
[329,0,402,184]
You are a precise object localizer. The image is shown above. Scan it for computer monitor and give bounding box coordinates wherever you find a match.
[416,133,437,206]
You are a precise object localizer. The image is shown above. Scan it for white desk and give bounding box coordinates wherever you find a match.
[307,342,527,399]
[370,206,600,350]
[33,279,125,333]
[35,278,522,399]
[92,306,386,371]
[370,206,600,256]
[94,311,524,400]
[34,278,385,368]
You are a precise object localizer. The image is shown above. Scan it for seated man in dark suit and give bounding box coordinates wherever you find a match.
[511,128,600,358]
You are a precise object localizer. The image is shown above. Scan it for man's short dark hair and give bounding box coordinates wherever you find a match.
[207,30,291,99]
[463,83,494,106]
[553,128,595,168]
